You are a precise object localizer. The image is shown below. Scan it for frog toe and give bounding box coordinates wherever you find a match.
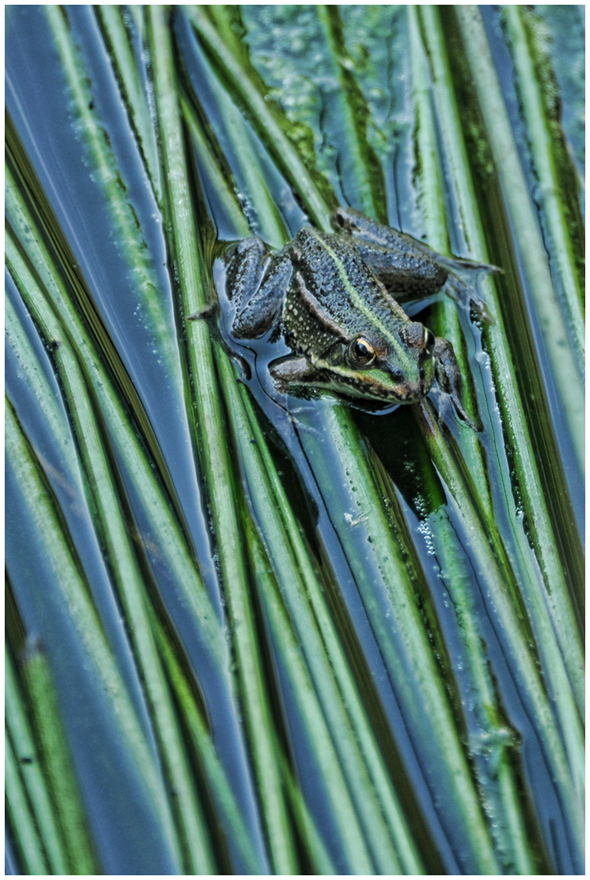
[433,337,482,431]
[231,302,280,339]
[444,273,495,324]
[447,256,502,276]
[432,386,481,432]
[449,394,482,432]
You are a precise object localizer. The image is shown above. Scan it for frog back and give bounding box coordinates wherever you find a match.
[290,227,409,341]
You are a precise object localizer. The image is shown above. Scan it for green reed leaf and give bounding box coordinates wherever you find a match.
[6,647,65,874]
[6,727,50,876]
[6,398,180,864]
[454,6,584,471]
[18,647,100,874]
[6,6,583,874]
[146,8,297,871]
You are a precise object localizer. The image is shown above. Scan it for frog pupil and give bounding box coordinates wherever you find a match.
[352,338,374,365]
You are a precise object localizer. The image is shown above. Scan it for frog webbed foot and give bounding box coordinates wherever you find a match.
[444,274,490,323]
[443,260,502,324]
[433,337,481,432]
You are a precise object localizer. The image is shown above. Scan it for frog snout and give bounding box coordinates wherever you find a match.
[384,364,425,399]
[403,381,424,400]
[402,372,433,400]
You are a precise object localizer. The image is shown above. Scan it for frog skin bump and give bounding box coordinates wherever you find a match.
[223,207,499,429]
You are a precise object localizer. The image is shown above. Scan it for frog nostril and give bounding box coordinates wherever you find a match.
[390,366,404,382]
[419,368,425,380]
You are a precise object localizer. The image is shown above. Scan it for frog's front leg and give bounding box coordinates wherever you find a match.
[268,355,326,393]
[433,337,480,431]
[226,238,291,339]
[333,207,500,320]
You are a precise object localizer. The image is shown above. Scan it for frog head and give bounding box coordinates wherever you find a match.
[310,320,437,403]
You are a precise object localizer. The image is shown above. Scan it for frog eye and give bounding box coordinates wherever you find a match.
[424,329,436,358]
[350,336,376,367]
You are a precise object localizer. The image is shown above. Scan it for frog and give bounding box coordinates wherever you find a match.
[222,207,499,429]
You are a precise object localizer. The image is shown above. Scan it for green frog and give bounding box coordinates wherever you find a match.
[223,207,498,429]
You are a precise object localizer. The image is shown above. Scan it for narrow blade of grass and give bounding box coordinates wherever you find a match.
[6,398,182,869]
[146,7,296,872]
[181,93,252,240]
[6,727,50,875]
[6,646,69,875]
[502,5,584,363]
[20,645,100,874]
[454,6,583,471]
[95,5,162,202]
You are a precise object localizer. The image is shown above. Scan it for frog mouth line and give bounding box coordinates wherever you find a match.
[325,370,432,403]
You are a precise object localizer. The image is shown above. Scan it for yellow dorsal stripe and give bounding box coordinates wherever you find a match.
[309,229,414,375]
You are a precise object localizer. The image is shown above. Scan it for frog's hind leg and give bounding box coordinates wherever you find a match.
[226,238,286,339]
[333,208,450,297]
[333,206,457,263]
[333,207,500,275]
[333,206,501,320]
[333,206,428,256]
